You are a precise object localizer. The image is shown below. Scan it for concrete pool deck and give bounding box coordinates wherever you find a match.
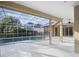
[0,37,79,57]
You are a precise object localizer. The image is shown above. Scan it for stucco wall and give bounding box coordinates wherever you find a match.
[74,5,79,53]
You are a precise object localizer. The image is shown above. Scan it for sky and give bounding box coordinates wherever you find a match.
[0,8,49,25]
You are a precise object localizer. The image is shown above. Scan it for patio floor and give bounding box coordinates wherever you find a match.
[0,37,79,57]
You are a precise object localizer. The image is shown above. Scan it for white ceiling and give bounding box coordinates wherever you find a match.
[14,1,79,23]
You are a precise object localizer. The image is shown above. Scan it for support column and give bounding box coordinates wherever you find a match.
[60,20,63,42]
[63,27,65,36]
[53,26,55,37]
[49,19,52,45]
[74,5,79,53]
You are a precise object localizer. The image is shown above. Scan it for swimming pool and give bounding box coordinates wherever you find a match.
[0,36,43,44]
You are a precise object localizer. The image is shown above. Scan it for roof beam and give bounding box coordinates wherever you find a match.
[0,1,62,21]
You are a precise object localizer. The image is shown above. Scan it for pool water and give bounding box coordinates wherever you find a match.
[0,36,42,44]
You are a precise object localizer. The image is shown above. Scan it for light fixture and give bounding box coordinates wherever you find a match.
[68,19,71,24]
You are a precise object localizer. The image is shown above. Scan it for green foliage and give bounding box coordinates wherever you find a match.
[0,16,22,34]
[0,16,38,37]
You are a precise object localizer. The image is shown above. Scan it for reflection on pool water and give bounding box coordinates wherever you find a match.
[0,36,42,44]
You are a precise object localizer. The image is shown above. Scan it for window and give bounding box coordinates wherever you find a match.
[55,27,58,36]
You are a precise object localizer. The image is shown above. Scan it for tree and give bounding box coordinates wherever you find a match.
[0,16,18,33]
[0,16,39,38]
[0,16,24,37]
